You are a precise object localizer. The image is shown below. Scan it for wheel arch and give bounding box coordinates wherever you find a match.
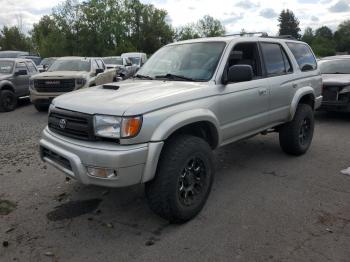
[0,81,15,93]
[289,86,315,120]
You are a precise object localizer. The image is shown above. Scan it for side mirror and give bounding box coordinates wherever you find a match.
[301,64,314,72]
[225,65,253,84]
[14,69,27,76]
[95,68,104,75]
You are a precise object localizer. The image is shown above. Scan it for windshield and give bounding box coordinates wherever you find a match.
[103,57,123,65]
[319,59,350,74]
[40,58,56,67]
[128,57,141,65]
[136,42,226,81]
[0,52,27,58]
[0,61,14,74]
[48,59,91,72]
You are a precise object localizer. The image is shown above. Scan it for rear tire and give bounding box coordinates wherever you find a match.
[34,103,49,112]
[0,90,17,112]
[279,104,314,156]
[145,135,214,224]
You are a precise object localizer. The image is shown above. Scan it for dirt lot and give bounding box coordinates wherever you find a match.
[0,100,350,262]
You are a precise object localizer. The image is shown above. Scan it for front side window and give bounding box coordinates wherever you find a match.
[48,59,91,72]
[15,62,27,72]
[286,42,317,71]
[0,61,14,74]
[318,59,350,74]
[136,42,226,81]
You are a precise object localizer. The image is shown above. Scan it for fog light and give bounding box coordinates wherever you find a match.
[87,167,117,179]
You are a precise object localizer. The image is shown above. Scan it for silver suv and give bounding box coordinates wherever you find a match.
[39,36,322,223]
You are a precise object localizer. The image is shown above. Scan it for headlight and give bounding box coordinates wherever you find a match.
[76,78,87,87]
[93,115,142,139]
[48,102,55,114]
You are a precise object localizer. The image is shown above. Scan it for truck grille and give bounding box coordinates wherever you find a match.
[48,108,95,141]
[323,86,339,101]
[34,79,76,92]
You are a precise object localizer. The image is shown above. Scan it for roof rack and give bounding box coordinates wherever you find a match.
[224,32,297,40]
[225,32,268,37]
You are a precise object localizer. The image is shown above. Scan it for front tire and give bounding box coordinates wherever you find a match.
[279,104,314,156]
[0,90,17,112]
[145,135,214,224]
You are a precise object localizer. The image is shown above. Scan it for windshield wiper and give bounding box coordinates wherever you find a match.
[134,74,154,80]
[154,73,195,81]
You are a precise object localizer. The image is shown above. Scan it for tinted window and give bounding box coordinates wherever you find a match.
[96,59,105,69]
[261,43,286,76]
[286,42,316,71]
[15,62,27,72]
[281,49,293,73]
[25,61,37,73]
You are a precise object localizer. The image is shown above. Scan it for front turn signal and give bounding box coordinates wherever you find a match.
[121,116,142,138]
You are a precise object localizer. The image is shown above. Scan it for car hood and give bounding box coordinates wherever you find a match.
[32,71,90,79]
[53,80,210,115]
[0,74,12,80]
[322,74,350,86]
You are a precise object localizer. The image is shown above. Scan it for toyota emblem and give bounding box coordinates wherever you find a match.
[59,119,67,129]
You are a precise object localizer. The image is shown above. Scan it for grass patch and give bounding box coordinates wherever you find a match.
[0,199,17,215]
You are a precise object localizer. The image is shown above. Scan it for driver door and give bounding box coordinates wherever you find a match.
[13,62,29,96]
[218,41,270,143]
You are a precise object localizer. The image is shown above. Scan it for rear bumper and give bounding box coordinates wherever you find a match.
[39,127,163,187]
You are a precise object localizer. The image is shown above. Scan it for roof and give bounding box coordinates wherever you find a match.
[169,35,302,46]
[56,56,94,60]
[0,57,36,62]
[103,56,122,58]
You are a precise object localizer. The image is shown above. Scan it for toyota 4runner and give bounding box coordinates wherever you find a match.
[39,36,322,223]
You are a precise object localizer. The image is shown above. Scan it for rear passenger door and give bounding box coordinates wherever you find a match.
[259,41,296,124]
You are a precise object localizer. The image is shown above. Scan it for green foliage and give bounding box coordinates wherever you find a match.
[334,20,350,53]
[0,26,32,51]
[31,0,174,57]
[176,15,225,41]
[315,26,333,40]
[278,9,301,39]
[301,27,314,45]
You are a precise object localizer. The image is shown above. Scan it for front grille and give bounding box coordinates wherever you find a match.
[34,79,76,92]
[42,147,72,171]
[48,108,95,141]
[323,86,339,101]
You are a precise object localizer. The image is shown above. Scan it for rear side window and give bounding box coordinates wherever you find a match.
[286,42,317,72]
[261,43,289,76]
[25,61,37,73]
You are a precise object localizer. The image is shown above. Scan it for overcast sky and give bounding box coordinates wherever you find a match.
[0,0,349,35]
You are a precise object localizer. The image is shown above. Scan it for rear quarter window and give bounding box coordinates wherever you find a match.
[286,42,317,72]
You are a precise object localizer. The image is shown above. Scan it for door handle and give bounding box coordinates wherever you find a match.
[258,88,268,96]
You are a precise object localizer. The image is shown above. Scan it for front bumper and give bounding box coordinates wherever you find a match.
[319,101,350,112]
[39,127,163,187]
[30,89,65,105]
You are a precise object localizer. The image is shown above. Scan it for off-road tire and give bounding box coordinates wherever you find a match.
[145,135,214,224]
[279,104,314,156]
[0,90,17,112]
[34,103,49,112]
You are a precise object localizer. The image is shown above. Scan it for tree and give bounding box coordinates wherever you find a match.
[334,20,350,53]
[196,15,225,37]
[0,26,32,51]
[278,9,301,39]
[315,26,333,40]
[301,27,314,45]
[176,15,225,41]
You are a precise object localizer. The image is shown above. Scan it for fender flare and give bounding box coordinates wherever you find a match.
[150,108,221,144]
[0,80,15,92]
[289,86,315,120]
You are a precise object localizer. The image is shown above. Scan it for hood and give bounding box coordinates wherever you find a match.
[32,71,90,79]
[0,74,12,80]
[322,74,350,86]
[53,80,210,115]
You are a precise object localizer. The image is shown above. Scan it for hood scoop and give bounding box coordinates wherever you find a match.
[102,84,120,90]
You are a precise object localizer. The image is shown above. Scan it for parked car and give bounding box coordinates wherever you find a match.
[0,51,42,65]
[102,56,137,79]
[318,55,350,112]
[37,57,57,72]
[30,56,114,112]
[121,52,147,69]
[39,36,322,223]
[0,58,39,111]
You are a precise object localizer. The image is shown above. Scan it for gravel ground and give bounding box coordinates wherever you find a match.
[0,100,349,262]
